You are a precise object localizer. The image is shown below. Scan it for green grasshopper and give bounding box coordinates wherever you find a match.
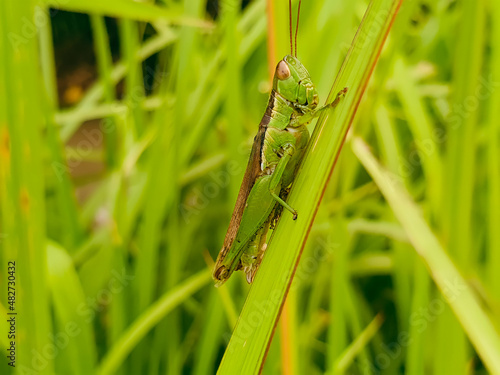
[213,0,347,287]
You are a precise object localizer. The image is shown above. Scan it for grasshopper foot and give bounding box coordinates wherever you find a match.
[329,87,348,109]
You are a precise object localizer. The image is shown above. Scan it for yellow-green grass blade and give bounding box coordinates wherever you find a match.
[488,0,500,299]
[223,0,245,201]
[96,270,211,375]
[1,0,53,373]
[44,0,211,27]
[47,242,97,374]
[333,313,384,374]
[0,303,9,350]
[216,1,402,373]
[435,2,486,372]
[352,137,500,374]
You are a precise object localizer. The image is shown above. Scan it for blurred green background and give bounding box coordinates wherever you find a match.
[1,0,499,374]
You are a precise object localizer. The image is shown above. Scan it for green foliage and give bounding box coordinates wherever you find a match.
[0,0,499,374]
[218,1,402,373]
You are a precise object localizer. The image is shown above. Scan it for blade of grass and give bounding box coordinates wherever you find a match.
[342,281,375,373]
[1,1,54,373]
[47,242,96,374]
[216,1,402,373]
[333,313,384,374]
[44,0,211,27]
[348,253,393,276]
[488,0,500,298]
[328,217,349,372]
[38,5,83,250]
[393,57,443,213]
[119,19,144,139]
[352,137,500,374]
[192,291,227,375]
[223,0,244,203]
[146,1,207,372]
[436,1,486,372]
[406,260,430,375]
[445,0,485,269]
[279,293,298,375]
[0,303,9,350]
[96,270,211,375]
[372,102,413,334]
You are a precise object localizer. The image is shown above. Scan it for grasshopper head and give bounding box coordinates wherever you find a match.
[273,55,319,112]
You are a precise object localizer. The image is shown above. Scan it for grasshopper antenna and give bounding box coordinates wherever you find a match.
[289,0,294,56]
[294,0,301,57]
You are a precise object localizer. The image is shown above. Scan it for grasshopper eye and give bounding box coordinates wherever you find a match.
[276,60,290,80]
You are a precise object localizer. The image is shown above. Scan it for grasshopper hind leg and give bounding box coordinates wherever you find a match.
[239,220,272,283]
[242,188,290,282]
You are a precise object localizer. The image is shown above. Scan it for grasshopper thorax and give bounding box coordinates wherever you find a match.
[273,55,319,112]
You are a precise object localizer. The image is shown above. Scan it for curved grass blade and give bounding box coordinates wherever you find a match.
[352,137,500,374]
[47,242,97,374]
[43,0,212,28]
[333,313,384,373]
[216,1,402,373]
[96,270,211,375]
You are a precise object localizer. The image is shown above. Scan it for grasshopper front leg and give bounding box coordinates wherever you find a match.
[296,87,348,126]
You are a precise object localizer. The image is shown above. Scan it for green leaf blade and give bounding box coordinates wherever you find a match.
[217,1,402,373]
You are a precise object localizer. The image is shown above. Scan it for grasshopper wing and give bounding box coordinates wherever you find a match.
[213,123,266,283]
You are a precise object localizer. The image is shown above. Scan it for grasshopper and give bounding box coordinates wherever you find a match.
[213,0,347,287]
